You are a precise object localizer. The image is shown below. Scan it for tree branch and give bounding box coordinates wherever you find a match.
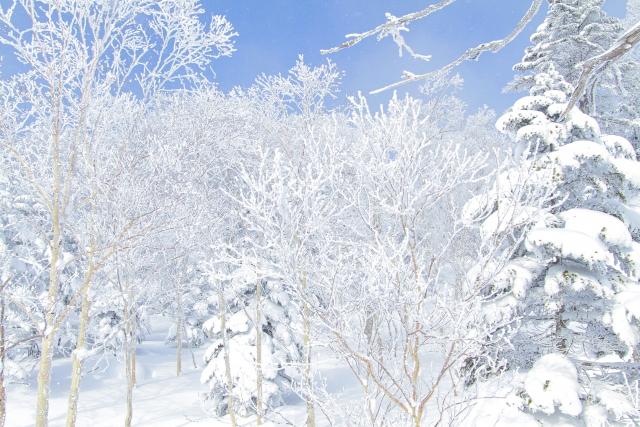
[367,0,543,94]
[320,0,457,56]
[560,20,640,120]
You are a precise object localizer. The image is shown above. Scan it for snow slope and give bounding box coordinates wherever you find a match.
[6,316,358,427]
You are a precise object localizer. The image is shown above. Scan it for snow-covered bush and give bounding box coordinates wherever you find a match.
[200,267,302,417]
[0,152,83,360]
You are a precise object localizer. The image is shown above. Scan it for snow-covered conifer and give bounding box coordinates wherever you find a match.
[200,266,302,418]
[507,0,640,151]
[507,0,623,93]
[595,3,640,152]
[465,66,640,426]
[625,0,640,29]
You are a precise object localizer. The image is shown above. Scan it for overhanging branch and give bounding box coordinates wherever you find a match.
[370,0,543,94]
[560,20,640,121]
[320,0,457,56]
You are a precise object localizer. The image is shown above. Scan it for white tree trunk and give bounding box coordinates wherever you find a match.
[65,284,90,427]
[125,299,134,427]
[256,265,263,424]
[66,253,98,427]
[218,280,237,426]
[176,316,182,377]
[36,205,62,427]
[301,272,315,427]
[0,284,6,427]
[182,322,197,369]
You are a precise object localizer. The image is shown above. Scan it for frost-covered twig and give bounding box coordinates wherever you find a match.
[320,0,457,56]
[369,0,543,94]
[321,0,542,94]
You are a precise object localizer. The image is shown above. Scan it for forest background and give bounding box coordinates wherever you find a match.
[1,1,640,427]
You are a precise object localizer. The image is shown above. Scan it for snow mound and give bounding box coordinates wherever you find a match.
[516,124,554,146]
[563,107,601,139]
[545,140,609,170]
[512,95,555,112]
[543,90,567,103]
[607,199,640,236]
[558,208,632,249]
[482,294,518,324]
[461,395,539,427]
[496,110,549,139]
[492,258,537,297]
[524,353,581,417]
[202,316,220,335]
[610,283,640,347]
[612,157,640,188]
[544,263,611,297]
[227,309,250,333]
[459,373,539,427]
[526,228,610,266]
[601,135,635,160]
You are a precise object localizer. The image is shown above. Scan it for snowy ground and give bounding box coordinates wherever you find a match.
[6,316,360,427]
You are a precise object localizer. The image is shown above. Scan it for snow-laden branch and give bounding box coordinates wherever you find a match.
[370,0,543,94]
[322,0,543,94]
[320,0,457,56]
[560,19,640,120]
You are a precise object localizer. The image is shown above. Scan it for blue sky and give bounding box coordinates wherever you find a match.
[205,0,627,115]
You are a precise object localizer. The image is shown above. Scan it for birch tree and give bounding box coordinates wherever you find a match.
[0,1,236,425]
[248,59,345,427]
[306,77,546,426]
[204,58,346,425]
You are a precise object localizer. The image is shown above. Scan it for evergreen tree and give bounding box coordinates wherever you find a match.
[465,67,640,426]
[596,2,640,152]
[507,0,623,92]
[200,266,303,418]
[507,0,640,151]
[0,155,83,362]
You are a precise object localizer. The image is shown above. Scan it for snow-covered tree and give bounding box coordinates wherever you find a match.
[198,59,344,425]
[0,1,236,425]
[593,4,640,151]
[305,74,547,427]
[625,0,640,29]
[200,265,303,419]
[506,0,623,93]
[506,0,640,152]
[464,66,640,426]
[0,112,84,425]
[151,89,257,374]
[162,256,209,359]
[0,154,64,427]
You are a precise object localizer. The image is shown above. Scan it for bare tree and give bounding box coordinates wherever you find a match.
[0,1,236,426]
